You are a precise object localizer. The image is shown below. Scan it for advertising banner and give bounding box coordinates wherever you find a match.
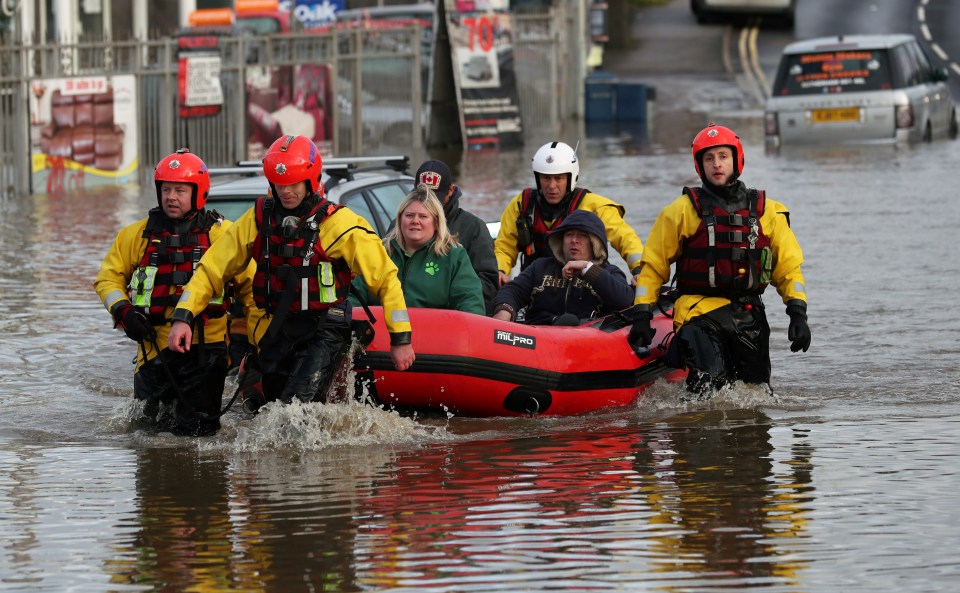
[29,75,139,193]
[445,0,523,149]
[245,63,335,159]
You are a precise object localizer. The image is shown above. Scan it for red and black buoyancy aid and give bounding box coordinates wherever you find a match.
[127,208,228,322]
[516,187,589,270]
[675,186,773,297]
[250,196,353,314]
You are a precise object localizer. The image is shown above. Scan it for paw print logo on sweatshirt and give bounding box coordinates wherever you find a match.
[425,262,439,276]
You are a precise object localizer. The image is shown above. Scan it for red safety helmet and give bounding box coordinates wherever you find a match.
[691,122,745,181]
[262,135,324,197]
[154,148,210,210]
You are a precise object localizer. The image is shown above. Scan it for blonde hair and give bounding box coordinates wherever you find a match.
[384,184,459,256]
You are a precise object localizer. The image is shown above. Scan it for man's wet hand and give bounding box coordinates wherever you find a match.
[391,343,415,371]
[167,321,193,353]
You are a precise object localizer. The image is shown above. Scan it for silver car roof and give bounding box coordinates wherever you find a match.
[782,34,916,55]
[206,155,412,201]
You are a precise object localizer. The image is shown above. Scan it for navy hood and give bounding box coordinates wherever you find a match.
[547,209,608,263]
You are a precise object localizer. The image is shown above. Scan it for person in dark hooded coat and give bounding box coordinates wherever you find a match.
[491,209,632,325]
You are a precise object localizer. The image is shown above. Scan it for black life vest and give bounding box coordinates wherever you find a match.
[675,186,773,297]
[127,208,228,322]
[516,187,588,270]
[250,196,353,314]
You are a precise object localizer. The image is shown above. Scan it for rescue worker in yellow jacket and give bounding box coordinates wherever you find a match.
[168,135,415,410]
[93,149,255,436]
[628,123,811,396]
[494,141,644,285]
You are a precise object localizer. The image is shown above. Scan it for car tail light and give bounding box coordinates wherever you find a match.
[764,112,779,136]
[896,104,914,129]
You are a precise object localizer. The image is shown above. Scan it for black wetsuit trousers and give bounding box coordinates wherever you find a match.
[134,343,228,436]
[256,315,351,406]
[668,299,771,394]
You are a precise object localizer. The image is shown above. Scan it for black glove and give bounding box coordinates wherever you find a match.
[115,304,157,343]
[785,299,811,353]
[627,309,655,350]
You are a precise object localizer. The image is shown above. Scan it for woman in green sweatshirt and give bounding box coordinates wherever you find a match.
[351,185,485,315]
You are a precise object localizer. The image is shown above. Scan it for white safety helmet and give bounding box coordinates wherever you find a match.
[532,141,579,193]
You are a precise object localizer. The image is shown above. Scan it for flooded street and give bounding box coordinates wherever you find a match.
[3,125,959,590]
[3,55,960,591]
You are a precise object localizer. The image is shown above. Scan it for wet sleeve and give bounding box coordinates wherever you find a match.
[587,264,634,312]
[494,193,524,275]
[324,209,411,336]
[766,200,807,304]
[592,197,645,275]
[92,220,145,316]
[634,197,691,306]
[216,220,258,319]
[492,263,536,317]
[176,210,257,318]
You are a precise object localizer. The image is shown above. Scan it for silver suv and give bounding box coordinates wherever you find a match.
[207,155,500,238]
[764,34,959,148]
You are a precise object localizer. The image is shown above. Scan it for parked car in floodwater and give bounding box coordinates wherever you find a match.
[206,155,500,238]
[764,34,959,149]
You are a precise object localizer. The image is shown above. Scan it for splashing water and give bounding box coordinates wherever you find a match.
[228,400,449,451]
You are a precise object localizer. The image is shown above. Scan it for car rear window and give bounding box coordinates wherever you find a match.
[208,199,255,222]
[773,48,893,96]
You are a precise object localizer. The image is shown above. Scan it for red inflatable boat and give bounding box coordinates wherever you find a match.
[351,306,683,417]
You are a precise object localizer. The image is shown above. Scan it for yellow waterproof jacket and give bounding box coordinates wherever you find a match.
[93,215,256,370]
[634,193,806,327]
[494,190,645,276]
[174,204,412,348]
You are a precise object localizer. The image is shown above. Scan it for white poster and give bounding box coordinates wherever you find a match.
[183,55,224,107]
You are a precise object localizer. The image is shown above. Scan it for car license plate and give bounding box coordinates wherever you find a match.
[812,107,860,124]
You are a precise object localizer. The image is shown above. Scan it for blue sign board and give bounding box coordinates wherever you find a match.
[294,0,344,29]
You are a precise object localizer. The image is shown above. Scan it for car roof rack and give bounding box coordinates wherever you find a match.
[208,155,410,180]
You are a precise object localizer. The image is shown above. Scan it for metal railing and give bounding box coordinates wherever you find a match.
[0,9,565,197]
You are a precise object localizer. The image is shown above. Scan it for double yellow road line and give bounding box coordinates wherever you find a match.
[722,18,769,106]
